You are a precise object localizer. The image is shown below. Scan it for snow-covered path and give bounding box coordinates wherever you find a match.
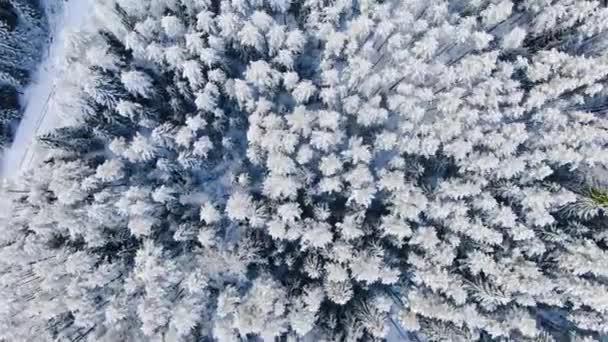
[0,0,93,178]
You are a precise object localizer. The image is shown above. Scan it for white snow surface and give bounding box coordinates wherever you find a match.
[0,0,93,178]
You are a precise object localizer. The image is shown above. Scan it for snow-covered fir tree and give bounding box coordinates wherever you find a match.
[2,0,608,341]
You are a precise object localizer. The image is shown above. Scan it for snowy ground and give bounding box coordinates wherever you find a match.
[0,0,92,179]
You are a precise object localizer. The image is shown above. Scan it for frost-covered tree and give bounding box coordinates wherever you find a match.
[2,0,608,341]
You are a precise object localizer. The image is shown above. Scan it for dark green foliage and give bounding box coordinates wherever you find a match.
[99,30,131,65]
[9,0,43,22]
[38,126,104,154]
[0,83,19,109]
[85,108,136,140]
[0,77,20,144]
[0,0,17,31]
[0,122,9,145]
[0,62,29,86]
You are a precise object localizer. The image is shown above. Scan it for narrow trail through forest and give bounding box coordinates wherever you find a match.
[1,0,92,178]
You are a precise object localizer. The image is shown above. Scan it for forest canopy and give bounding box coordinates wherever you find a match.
[2,0,608,341]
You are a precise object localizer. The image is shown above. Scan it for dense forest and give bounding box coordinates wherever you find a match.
[2,0,608,341]
[0,0,46,146]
